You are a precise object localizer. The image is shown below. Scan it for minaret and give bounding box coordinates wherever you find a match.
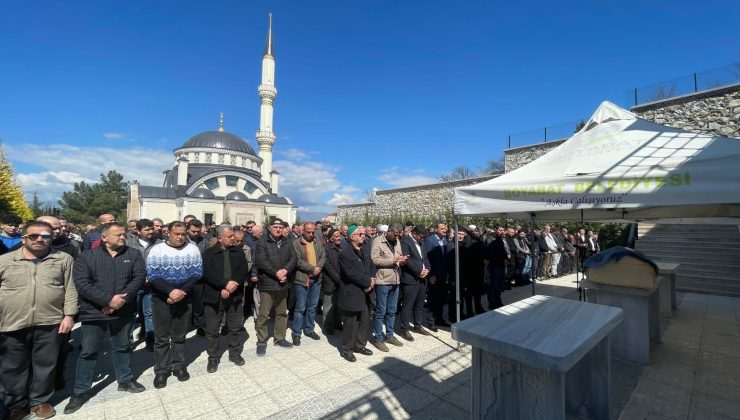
[256,13,277,183]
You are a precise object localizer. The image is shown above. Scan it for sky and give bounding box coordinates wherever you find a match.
[1,0,738,214]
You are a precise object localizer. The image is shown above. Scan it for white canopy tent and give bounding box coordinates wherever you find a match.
[449,101,740,322]
[454,101,740,223]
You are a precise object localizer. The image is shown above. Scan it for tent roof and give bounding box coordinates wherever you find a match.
[454,101,740,223]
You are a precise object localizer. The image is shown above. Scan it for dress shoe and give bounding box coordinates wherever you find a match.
[426,324,439,332]
[274,339,294,348]
[63,394,89,415]
[229,354,246,366]
[371,340,389,352]
[6,407,29,420]
[30,403,55,419]
[354,346,373,356]
[292,335,301,346]
[385,336,403,347]
[341,352,356,362]
[173,367,190,382]
[305,331,321,340]
[196,328,206,337]
[256,345,267,357]
[118,380,146,393]
[153,373,169,389]
[207,359,219,373]
[435,320,452,328]
[413,326,431,336]
[400,331,414,341]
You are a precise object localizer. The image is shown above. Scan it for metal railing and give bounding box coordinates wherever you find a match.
[629,62,740,106]
[506,119,585,149]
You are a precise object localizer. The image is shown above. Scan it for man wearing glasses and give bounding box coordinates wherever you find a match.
[254,218,297,356]
[0,221,78,420]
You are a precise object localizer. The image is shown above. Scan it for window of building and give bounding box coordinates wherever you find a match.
[204,213,214,226]
[204,177,220,190]
[225,176,239,187]
[218,154,225,164]
[243,181,258,194]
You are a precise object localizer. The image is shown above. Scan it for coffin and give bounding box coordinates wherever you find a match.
[584,246,658,290]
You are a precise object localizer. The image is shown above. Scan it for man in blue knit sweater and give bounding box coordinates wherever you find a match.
[146,221,203,389]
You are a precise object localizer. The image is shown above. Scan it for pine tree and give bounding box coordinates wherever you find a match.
[0,143,34,222]
[30,192,43,217]
[58,170,129,224]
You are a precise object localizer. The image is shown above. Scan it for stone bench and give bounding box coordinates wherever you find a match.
[452,295,623,420]
[583,280,661,364]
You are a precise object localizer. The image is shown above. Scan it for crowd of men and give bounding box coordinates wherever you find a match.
[0,213,601,419]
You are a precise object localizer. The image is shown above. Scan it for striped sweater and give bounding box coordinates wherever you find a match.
[146,241,203,299]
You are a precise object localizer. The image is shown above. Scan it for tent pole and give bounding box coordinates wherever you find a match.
[530,214,536,296]
[454,216,461,325]
[577,210,583,301]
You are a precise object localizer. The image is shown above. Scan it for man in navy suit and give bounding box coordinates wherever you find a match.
[399,226,432,341]
[424,222,450,330]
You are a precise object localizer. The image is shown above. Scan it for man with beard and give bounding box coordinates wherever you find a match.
[484,225,510,310]
[399,225,431,341]
[370,223,406,352]
[461,226,486,316]
[338,226,375,362]
[291,222,326,345]
[126,219,162,351]
[64,223,146,415]
[321,228,342,335]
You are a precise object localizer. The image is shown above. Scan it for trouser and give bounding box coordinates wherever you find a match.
[550,253,562,276]
[131,286,153,341]
[152,297,191,375]
[256,288,289,345]
[427,276,446,323]
[400,282,426,332]
[252,287,261,320]
[487,265,506,309]
[204,297,244,360]
[539,253,552,278]
[191,282,206,329]
[340,307,369,354]
[321,292,339,333]
[373,284,399,340]
[0,325,62,409]
[243,283,256,320]
[73,315,135,394]
[293,279,321,336]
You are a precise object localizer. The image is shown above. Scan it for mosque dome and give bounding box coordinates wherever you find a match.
[257,193,291,205]
[189,188,216,199]
[181,130,256,155]
[225,191,249,201]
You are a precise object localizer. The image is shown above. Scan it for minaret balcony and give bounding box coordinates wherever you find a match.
[258,84,277,99]
[256,130,276,143]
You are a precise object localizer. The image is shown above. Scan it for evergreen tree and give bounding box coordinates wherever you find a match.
[30,192,43,217]
[58,170,129,224]
[0,143,34,221]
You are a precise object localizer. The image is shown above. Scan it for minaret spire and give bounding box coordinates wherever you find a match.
[256,13,278,183]
[218,112,224,132]
[264,13,274,57]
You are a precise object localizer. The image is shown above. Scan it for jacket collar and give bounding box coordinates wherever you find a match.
[11,247,61,261]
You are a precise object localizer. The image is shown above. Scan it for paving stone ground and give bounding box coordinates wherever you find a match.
[47,274,740,419]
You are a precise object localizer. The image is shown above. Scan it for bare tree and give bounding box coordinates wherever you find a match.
[648,82,677,102]
[439,166,478,182]
[363,187,376,202]
[482,158,505,175]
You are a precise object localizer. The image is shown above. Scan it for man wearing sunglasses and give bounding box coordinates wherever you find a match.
[0,221,78,420]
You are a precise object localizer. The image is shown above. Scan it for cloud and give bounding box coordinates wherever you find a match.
[6,143,172,202]
[103,132,129,140]
[327,192,357,206]
[377,167,438,188]
[276,148,316,160]
[273,159,342,210]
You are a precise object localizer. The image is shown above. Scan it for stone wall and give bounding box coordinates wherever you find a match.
[632,84,740,138]
[504,139,566,172]
[337,175,497,224]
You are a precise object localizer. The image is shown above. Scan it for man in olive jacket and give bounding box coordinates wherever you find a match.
[254,218,297,356]
[201,225,248,372]
[291,222,326,345]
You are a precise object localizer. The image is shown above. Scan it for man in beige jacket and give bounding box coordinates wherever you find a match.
[0,221,78,420]
[370,222,407,352]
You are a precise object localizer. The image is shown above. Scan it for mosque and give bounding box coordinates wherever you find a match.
[126,15,296,226]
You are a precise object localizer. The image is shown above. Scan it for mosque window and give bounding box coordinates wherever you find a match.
[204,178,220,190]
[225,176,238,187]
[218,154,225,164]
[205,154,212,163]
[243,181,258,194]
